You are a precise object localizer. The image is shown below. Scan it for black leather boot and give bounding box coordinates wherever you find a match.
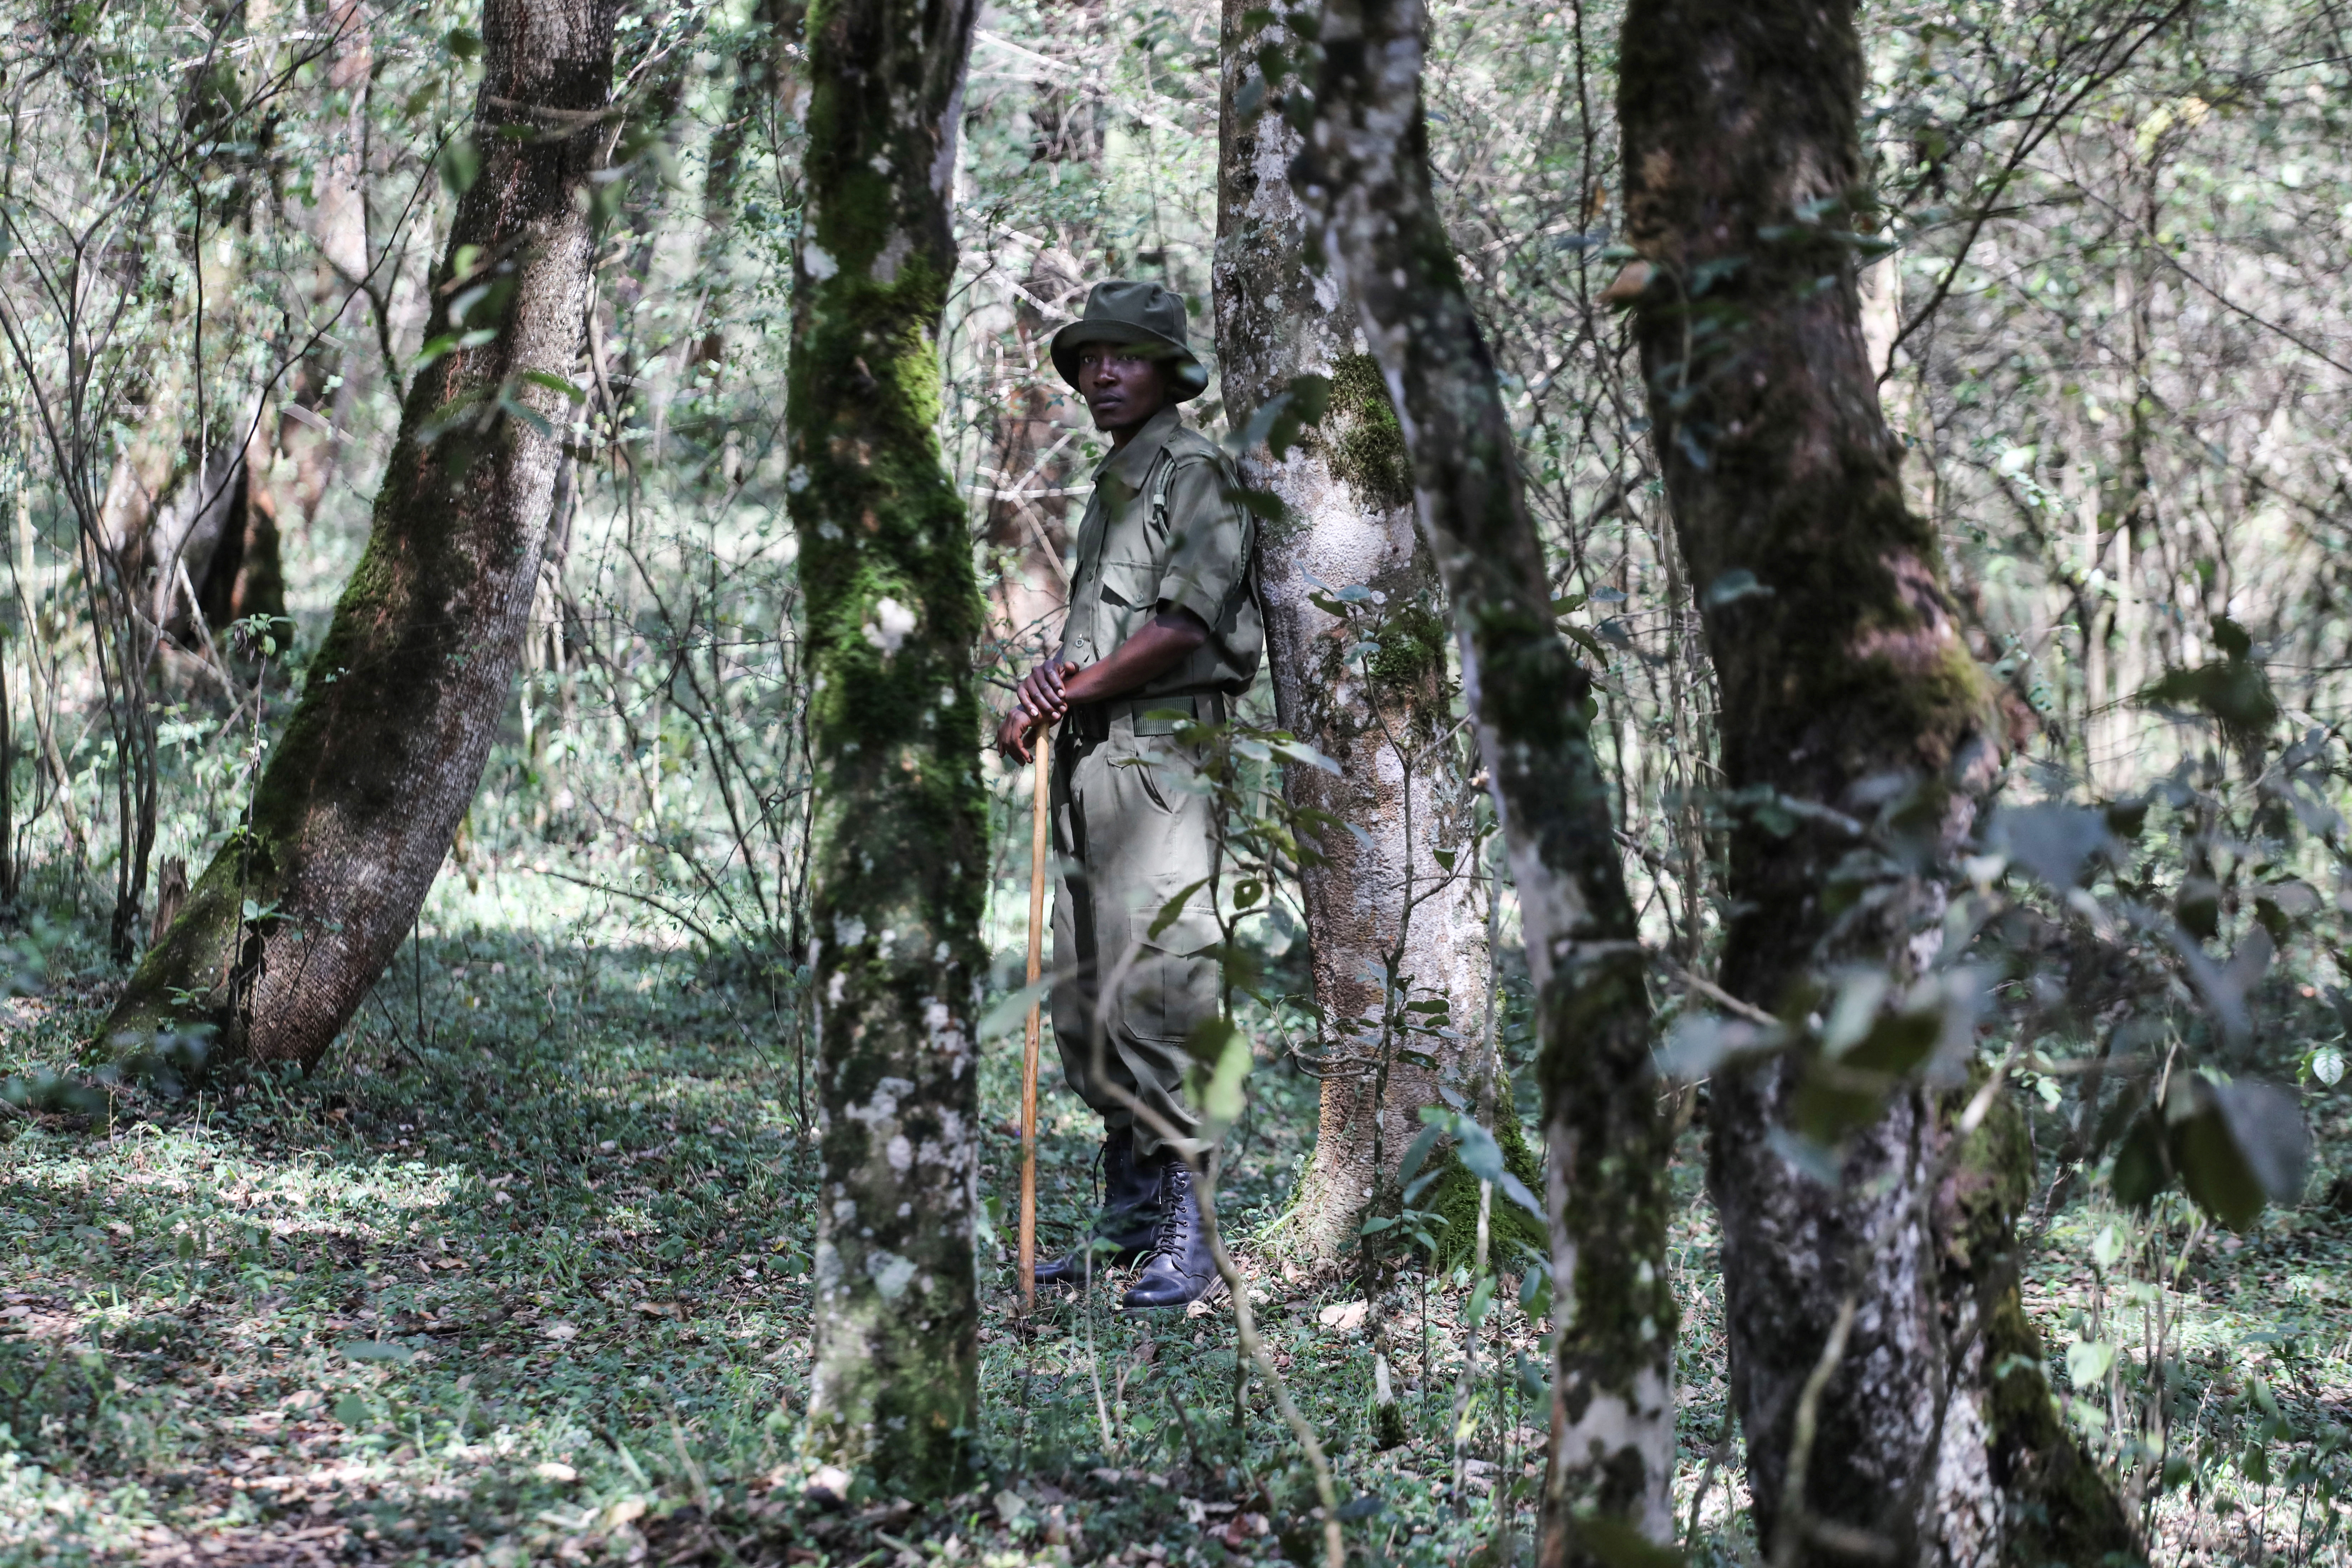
[1034,1128,1164,1288]
[1120,1156,1226,1311]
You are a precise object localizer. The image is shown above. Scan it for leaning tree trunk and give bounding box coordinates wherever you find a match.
[1301,0,1678,1556]
[791,0,987,1497]
[1614,2,2134,1562]
[1212,0,1488,1263]
[99,0,622,1066]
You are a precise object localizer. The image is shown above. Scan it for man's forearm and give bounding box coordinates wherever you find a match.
[1061,612,1207,705]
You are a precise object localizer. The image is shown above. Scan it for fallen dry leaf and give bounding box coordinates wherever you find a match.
[1318,1301,1368,1331]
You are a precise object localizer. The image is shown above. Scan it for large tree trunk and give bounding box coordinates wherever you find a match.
[1212,0,1487,1263]
[99,0,622,1066]
[791,0,986,1496]
[1300,0,1678,1556]
[1614,2,2133,1563]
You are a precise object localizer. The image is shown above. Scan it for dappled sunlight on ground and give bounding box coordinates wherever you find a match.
[9,890,2352,1564]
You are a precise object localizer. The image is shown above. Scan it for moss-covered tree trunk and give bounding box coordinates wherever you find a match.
[99,0,622,1066]
[790,0,986,1496]
[1213,0,1487,1263]
[1299,1,1676,1555]
[1614,2,2134,1561]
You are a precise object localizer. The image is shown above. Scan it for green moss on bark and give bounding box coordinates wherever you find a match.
[1321,353,1413,511]
[1427,1088,1546,1273]
[790,0,985,1500]
[1366,601,1447,689]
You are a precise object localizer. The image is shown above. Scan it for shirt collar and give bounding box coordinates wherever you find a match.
[1094,405,1185,493]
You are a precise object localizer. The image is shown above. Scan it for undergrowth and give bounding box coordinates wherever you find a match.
[4,888,2351,1564]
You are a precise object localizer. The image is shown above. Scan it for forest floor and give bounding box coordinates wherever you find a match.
[5,891,2352,1566]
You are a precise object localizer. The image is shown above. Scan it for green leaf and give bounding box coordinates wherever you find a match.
[1837,1008,1942,1075]
[2066,1339,2116,1387]
[1265,736,1343,775]
[1654,1013,1783,1081]
[1991,803,2116,891]
[1148,877,1214,940]
[1561,622,1610,660]
[2090,1224,2125,1270]
[1450,1117,1506,1184]
[1395,1124,1445,1188]
[338,1340,411,1364]
[2111,1111,2169,1209]
[975,977,1053,1040]
[332,1393,373,1429]
[2204,1075,2309,1205]
[2169,1083,2266,1232]
[500,395,555,440]
[410,333,461,372]
[520,370,588,402]
[438,136,480,196]
[2139,659,2278,740]
[1189,1024,1253,1136]
[1514,1349,1549,1402]
[1702,568,1772,608]
[1496,1170,1547,1226]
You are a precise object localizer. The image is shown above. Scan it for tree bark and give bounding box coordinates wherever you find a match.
[281,0,374,531]
[790,0,987,1495]
[1299,1,1678,1556]
[1212,0,1487,1263]
[1613,2,2134,1562]
[100,0,622,1066]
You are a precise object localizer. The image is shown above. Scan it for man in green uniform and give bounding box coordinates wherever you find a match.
[995,280,1261,1312]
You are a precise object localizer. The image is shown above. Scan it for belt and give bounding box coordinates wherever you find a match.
[1064,690,1229,743]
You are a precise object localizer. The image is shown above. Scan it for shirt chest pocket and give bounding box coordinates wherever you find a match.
[1097,556,1163,612]
[1089,559,1161,658]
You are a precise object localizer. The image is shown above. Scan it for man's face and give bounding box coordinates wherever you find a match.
[1077,342,1169,434]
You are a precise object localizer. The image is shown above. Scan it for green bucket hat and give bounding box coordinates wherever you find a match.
[1049,280,1210,402]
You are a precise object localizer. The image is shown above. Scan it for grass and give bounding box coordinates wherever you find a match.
[5,884,2352,1565]
[0,884,1583,1568]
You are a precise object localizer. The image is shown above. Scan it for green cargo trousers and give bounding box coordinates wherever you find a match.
[1050,711,1221,1158]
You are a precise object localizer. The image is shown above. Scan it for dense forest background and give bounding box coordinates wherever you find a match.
[3,0,2351,1563]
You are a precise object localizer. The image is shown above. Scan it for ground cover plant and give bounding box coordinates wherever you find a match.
[10,878,2352,1564]
[0,890,1597,1566]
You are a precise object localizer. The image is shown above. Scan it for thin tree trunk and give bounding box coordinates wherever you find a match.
[1613,2,2134,1562]
[791,0,986,1495]
[1213,0,1487,1262]
[0,613,12,906]
[691,0,805,377]
[282,0,374,530]
[99,0,622,1066]
[1300,1,1678,1556]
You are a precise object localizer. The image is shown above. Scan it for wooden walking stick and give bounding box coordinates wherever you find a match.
[1019,725,1050,1315]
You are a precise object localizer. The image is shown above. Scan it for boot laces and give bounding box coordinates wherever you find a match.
[1152,1160,1195,1256]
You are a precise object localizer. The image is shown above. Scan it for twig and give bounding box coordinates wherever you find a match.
[1655,952,1781,1028]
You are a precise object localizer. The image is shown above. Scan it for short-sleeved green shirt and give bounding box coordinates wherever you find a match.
[1063,406,1262,699]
